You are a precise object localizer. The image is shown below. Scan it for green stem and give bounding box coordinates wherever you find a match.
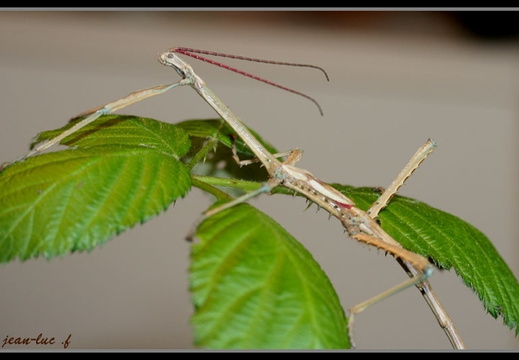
[192,175,267,203]
[193,175,263,192]
[186,138,219,170]
[191,177,233,202]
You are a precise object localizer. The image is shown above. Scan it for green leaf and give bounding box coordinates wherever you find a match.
[190,203,350,349]
[333,185,519,336]
[0,115,192,262]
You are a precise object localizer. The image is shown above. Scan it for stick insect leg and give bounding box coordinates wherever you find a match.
[368,139,436,218]
[23,81,189,161]
[204,182,274,218]
[229,133,300,167]
[396,258,466,349]
[185,180,280,242]
[346,232,434,348]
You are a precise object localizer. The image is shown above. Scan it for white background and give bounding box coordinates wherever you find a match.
[0,10,518,350]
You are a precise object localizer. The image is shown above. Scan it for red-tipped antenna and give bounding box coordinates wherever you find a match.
[172,47,329,116]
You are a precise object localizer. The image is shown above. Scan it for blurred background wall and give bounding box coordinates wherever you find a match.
[0,9,518,350]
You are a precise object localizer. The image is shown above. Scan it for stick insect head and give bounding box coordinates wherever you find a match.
[158,48,194,79]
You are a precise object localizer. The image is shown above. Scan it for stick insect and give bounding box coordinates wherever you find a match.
[18,47,464,349]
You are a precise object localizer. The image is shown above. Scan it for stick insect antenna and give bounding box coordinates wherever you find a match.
[172,47,328,116]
